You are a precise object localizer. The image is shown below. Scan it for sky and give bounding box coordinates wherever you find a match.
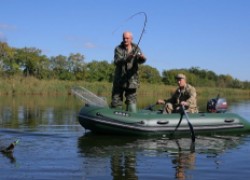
[1,0,250,81]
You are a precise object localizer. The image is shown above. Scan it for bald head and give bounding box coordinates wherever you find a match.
[123,31,133,39]
[122,31,133,48]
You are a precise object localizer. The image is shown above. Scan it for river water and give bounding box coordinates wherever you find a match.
[0,96,250,179]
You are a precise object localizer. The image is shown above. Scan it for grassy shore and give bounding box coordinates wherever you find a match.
[1,76,250,102]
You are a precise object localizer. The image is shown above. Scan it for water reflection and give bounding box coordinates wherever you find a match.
[1,151,16,164]
[170,140,195,180]
[0,95,82,128]
[1,96,250,179]
[78,134,138,179]
[111,151,137,179]
[77,133,245,179]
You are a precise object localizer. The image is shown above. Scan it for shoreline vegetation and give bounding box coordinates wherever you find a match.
[1,42,250,90]
[1,76,250,100]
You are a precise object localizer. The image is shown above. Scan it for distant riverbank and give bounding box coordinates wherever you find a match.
[1,76,250,102]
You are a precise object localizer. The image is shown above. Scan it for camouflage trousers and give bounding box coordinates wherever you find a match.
[111,86,137,108]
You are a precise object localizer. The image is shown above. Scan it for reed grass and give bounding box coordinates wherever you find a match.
[1,77,250,103]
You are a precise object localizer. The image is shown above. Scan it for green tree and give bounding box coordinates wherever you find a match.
[68,53,85,72]
[0,42,19,75]
[14,47,47,77]
[162,70,178,85]
[50,55,69,80]
[35,55,50,79]
[217,74,233,88]
[139,65,161,84]
[85,60,114,82]
[230,79,243,89]
[68,53,86,80]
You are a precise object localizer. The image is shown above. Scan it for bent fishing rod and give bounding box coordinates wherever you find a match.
[113,12,148,55]
[131,12,147,55]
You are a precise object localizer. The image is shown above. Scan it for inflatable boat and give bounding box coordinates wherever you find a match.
[73,87,250,138]
[78,100,250,137]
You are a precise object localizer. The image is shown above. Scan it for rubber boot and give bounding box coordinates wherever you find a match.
[127,103,137,113]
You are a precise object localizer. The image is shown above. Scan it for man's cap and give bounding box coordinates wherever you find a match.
[175,73,186,79]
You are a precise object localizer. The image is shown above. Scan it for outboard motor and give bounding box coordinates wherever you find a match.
[207,97,228,113]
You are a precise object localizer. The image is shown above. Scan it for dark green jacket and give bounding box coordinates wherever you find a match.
[113,42,145,89]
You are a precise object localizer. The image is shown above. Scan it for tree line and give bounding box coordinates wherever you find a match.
[1,41,250,89]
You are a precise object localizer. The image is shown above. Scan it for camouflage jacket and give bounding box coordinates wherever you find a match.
[165,84,198,112]
[113,42,145,89]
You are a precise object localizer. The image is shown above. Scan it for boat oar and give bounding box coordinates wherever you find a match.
[181,105,195,142]
[170,111,184,138]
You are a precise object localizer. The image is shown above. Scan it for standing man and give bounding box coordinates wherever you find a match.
[157,73,198,113]
[111,31,146,112]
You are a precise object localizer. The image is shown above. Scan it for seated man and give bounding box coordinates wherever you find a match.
[157,73,198,113]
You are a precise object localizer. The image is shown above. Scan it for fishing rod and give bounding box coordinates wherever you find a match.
[131,12,147,55]
[113,12,148,55]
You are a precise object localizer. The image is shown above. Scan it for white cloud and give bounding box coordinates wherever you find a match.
[65,35,97,49]
[84,42,96,49]
[0,23,15,30]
